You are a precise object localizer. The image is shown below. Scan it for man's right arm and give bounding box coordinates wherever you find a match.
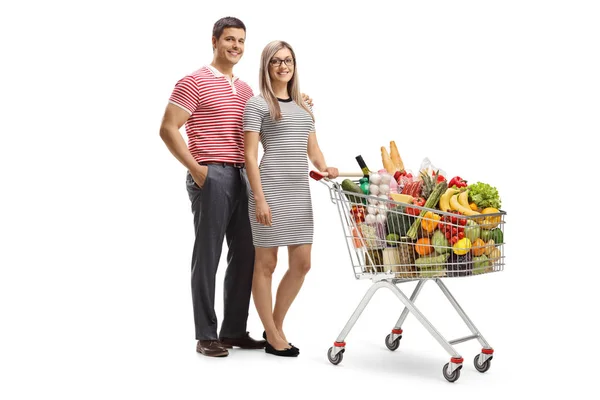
[159,103,208,187]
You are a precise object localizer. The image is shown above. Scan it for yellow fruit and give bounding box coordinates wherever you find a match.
[489,247,502,263]
[449,193,462,211]
[449,194,480,216]
[483,240,495,255]
[439,188,459,212]
[457,191,471,208]
[481,207,501,229]
[453,238,472,255]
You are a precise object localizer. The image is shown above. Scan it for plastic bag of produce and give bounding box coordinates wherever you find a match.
[359,222,386,249]
[419,157,446,180]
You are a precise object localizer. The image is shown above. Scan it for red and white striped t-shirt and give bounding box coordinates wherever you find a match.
[169,66,254,164]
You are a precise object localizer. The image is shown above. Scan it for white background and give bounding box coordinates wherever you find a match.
[1,0,598,398]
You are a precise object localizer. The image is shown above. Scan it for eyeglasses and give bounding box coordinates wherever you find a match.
[269,58,295,67]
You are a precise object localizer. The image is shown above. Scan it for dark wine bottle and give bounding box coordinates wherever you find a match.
[355,155,370,179]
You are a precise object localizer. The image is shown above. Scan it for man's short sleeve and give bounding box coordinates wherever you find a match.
[169,75,200,115]
[243,97,263,133]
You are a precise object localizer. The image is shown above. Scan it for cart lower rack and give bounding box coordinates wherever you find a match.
[311,171,505,382]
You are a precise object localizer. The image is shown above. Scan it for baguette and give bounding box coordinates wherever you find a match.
[390,141,405,172]
[380,146,395,174]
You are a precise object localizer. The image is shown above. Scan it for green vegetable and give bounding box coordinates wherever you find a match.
[464,220,481,242]
[415,253,449,268]
[406,181,448,239]
[386,206,416,237]
[472,254,491,274]
[386,233,400,246]
[468,182,501,209]
[341,179,364,204]
[480,228,503,244]
[431,230,450,254]
[415,253,449,277]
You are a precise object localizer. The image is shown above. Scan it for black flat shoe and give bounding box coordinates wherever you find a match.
[263,331,300,353]
[264,341,299,357]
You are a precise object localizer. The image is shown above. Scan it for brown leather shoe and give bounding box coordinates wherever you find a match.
[219,332,266,349]
[196,340,229,357]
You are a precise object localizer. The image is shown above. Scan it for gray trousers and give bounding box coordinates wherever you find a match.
[186,165,255,341]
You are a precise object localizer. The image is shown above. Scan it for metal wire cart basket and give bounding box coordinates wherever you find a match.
[311,171,506,383]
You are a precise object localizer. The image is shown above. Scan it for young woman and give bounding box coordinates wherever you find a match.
[243,40,339,357]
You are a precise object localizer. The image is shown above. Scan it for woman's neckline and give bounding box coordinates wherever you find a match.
[277,97,293,103]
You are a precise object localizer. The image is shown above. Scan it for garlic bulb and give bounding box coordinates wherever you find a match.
[369,173,382,185]
[380,173,392,185]
[365,214,377,224]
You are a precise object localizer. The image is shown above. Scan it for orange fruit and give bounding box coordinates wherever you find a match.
[415,238,433,256]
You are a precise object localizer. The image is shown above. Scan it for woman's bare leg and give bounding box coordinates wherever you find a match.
[273,244,312,342]
[252,246,290,350]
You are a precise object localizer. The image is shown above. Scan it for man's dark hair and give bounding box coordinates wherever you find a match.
[212,17,246,40]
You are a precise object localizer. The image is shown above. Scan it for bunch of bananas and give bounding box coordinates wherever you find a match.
[439,189,481,216]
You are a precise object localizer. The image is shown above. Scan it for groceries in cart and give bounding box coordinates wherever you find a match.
[337,142,505,279]
[311,147,505,382]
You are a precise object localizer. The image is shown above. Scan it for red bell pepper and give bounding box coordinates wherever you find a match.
[448,176,468,188]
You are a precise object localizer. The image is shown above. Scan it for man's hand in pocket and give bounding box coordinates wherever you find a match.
[191,165,209,188]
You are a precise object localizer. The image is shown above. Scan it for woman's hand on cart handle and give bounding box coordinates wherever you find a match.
[255,199,272,226]
[324,167,339,179]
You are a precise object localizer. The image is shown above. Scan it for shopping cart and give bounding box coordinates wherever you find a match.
[310,171,505,382]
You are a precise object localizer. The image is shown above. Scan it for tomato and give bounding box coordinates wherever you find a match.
[406,207,420,216]
[406,197,425,216]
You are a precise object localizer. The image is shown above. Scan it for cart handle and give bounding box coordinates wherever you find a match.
[309,170,362,181]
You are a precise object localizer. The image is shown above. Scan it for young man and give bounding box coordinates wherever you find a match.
[159,17,264,357]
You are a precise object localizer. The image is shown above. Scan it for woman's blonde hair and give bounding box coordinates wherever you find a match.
[259,40,314,122]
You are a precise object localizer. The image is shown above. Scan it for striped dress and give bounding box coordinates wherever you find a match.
[243,96,315,247]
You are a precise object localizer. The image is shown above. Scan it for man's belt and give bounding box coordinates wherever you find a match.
[200,162,245,169]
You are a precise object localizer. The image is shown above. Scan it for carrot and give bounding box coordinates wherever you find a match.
[352,227,363,248]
